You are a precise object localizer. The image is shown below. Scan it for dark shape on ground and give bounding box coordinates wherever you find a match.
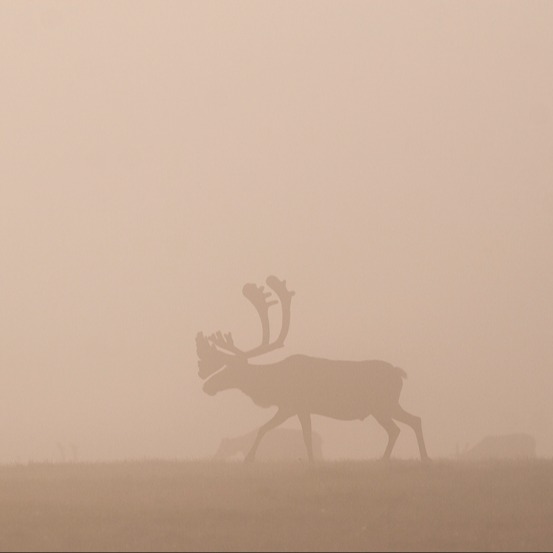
[196,276,429,463]
[214,427,324,461]
[460,433,536,460]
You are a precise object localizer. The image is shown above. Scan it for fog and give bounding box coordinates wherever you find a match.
[1,1,552,464]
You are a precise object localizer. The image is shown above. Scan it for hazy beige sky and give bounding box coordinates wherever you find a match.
[1,1,552,463]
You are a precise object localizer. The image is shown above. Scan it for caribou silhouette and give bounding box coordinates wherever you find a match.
[196,276,429,463]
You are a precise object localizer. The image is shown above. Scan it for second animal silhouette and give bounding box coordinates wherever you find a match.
[196,276,429,463]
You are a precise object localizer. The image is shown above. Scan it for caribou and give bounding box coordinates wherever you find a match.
[196,276,429,463]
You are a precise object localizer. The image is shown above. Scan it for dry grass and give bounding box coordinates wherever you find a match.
[1,459,553,551]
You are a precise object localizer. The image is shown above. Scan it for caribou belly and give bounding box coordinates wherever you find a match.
[242,356,404,416]
[280,358,403,418]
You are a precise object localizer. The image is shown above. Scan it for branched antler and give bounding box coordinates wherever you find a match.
[196,276,295,377]
[266,275,295,348]
[242,282,278,346]
[208,331,243,355]
[196,332,229,379]
[237,275,295,358]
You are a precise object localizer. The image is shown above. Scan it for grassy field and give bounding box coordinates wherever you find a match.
[1,459,553,551]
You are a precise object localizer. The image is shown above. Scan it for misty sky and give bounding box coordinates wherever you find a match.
[1,1,552,463]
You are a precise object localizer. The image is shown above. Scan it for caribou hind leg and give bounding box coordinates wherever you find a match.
[392,405,429,461]
[244,409,292,463]
[298,412,314,462]
[374,414,400,460]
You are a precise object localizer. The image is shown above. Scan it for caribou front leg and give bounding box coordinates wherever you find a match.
[298,412,314,462]
[244,409,292,463]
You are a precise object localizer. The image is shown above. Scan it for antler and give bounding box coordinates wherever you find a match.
[205,281,277,356]
[208,331,243,355]
[196,276,295,375]
[242,282,278,346]
[266,275,295,348]
[238,275,295,358]
[196,332,231,379]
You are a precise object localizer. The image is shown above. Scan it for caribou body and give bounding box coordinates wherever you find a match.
[196,276,429,463]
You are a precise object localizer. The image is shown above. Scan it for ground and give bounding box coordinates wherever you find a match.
[1,459,552,551]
